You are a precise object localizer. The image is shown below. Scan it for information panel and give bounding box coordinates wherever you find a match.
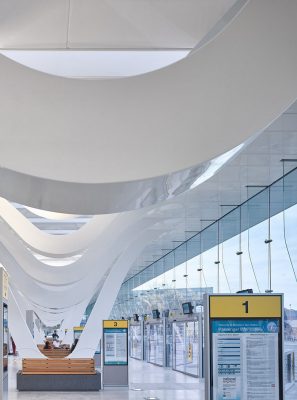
[205,294,283,400]
[103,320,128,365]
[102,320,129,386]
[104,328,128,365]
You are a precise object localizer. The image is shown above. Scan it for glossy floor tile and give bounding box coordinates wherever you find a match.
[6,356,297,399]
[7,357,203,400]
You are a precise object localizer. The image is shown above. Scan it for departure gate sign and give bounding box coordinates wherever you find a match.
[204,294,284,400]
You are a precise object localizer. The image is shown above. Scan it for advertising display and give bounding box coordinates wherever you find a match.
[102,320,128,387]
[205,294,284,400]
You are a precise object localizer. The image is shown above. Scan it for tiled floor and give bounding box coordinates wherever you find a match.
[6,356,297,399]
[7,357,203,400]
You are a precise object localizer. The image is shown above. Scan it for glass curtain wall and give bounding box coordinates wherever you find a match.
[111,165,297,346]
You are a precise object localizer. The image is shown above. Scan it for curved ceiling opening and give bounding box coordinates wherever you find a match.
[0,0,241,78]
[0,50,190,79]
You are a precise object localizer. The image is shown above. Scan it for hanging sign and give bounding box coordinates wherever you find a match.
[205,294,284,400]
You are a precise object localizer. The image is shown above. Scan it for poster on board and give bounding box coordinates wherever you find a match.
[212,319,279,400]
[104,328,128,365]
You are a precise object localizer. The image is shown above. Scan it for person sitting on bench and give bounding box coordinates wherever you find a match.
[43,340,52,350]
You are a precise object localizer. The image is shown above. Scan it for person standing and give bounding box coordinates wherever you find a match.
[52,330,59,341]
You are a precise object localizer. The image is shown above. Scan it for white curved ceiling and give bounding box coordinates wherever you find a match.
[1,0,297,350]
[0,198,117,256]
[0,1,296,214]
[25,206,76,220]
[0,0,237,78]
[0,0,236,50]
[4,98,297,325]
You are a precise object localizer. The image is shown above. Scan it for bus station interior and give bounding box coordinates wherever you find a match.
[1,1,297,399]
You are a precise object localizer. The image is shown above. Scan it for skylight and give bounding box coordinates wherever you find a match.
[0,50,189,79]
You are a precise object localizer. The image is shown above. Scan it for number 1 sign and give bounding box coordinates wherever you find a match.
[204,294,284,400]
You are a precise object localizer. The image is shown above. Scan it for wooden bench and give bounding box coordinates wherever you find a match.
[37,346,71,358]
[39,350,71,358]
[17,358,101,391]
[22,358,95,374]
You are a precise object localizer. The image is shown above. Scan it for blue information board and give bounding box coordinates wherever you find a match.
[212,319,280,334]
[205,294,284,400]
[103,328,128,366]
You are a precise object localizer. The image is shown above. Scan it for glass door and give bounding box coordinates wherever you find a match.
[148,323,164,366]
[144,324,149,362]
[173,321,186,373]
[185,320,199,376]
[165,321,173,367]
[173,320,200,377]
[130,324,142,360]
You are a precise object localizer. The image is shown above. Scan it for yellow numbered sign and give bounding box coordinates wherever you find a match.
[73,326,84,331]
[210,295,281,318]
[103,320,128,329]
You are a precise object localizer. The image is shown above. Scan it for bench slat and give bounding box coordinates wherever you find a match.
[22,358,96,375]
[22,372,96,375]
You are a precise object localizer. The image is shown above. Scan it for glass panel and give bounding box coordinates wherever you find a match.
[185,321,199,377]
[130,324,142,360]
[202,245,217,295]
[247,219,269,293]
[270,212,295,303]
[173,320,199,377]
[143,324,149,362]
[165,321,173,367]
[173,321,186,373]
[148,323,163,366]
[241,229,262,292]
